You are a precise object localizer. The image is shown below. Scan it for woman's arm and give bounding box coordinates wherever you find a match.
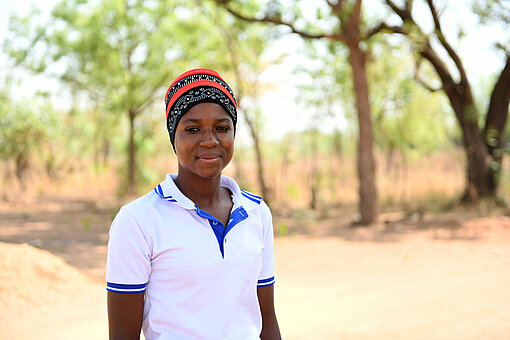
[257,285,281,340]
[107,291,145,340]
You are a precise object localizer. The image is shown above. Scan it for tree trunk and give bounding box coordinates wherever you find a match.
[103,138,111,166]
[278,139,291,212]
[244,113,270,204]
[420,44,492,202]
[485,55,510,196]
[333,128,343,158]
[458,106,492,202]
[127,109,136,193]
[309,128,319,210]
[446,86,492,201]
[232,153,246,188]
[383,2,508,203]
[348,43,378,224]
[15,153,29,189]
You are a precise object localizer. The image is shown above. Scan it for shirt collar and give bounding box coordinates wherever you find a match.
[155,173,259,211]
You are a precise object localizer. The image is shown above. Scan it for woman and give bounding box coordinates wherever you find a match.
[106,69,281,340]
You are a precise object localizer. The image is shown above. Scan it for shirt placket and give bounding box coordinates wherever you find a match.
[194,205,248,258]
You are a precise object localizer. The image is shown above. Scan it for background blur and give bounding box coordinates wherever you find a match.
[1,0,510,339]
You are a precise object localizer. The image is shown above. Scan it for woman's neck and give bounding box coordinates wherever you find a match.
[173,170,224,208]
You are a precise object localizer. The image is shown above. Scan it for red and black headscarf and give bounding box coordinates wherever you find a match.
[164,68,237,149]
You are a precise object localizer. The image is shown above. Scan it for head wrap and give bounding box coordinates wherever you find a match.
[164,68,237,149]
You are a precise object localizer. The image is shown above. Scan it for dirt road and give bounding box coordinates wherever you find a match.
[1,198,509,339]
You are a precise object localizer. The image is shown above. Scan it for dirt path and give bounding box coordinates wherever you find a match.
[276,235,510,339]
[1,198,509,339]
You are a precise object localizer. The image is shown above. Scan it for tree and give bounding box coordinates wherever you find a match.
[380,0,510,202]
[211,10,276,203]
[294,41,352,209]
[0,85,57,188]
[216,0,384,224]
[367,42,453,161]
[5,0,195,193]
[297,36,453,205]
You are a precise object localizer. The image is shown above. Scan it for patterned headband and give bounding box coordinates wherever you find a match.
[164,69,237,148]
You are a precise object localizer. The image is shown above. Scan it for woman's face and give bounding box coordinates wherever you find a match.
[174,102,234,179]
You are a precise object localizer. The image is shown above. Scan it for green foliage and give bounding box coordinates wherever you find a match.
[295,38,357,152]
[285,183,300,198]
[198,2,279,111]
[367,43,454,156]
[473,0,510,56]
[474,0,510,26]
[0,86,57,168]
[4,0,286,192]
[275,221,289,236]
[296,35,453,159]
[375,82,453,157]
[5,0,205,190]
[132,110,167,192]
[80,216,92,231]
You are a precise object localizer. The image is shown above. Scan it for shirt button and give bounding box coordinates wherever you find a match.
[212,221,218,225]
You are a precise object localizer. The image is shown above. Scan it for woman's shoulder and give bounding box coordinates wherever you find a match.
[123,183,182,215]
[237,188,272,221]
[239,189,263,205]
[128,187,159,205]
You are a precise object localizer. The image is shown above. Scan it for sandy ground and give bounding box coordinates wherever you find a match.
[1,196,510,339]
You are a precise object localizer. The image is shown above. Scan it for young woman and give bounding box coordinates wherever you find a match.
[106,69,281,340]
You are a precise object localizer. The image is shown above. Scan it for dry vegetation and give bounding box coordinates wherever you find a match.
[1,149,510,339]
[2,147,509,215]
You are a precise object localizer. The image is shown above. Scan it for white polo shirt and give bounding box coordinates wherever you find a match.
[106,174,275,340]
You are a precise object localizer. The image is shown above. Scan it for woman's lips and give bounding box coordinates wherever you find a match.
[197,155,221,164]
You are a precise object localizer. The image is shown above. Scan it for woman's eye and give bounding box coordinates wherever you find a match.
[185,127,199,132]
[217,126,230,132]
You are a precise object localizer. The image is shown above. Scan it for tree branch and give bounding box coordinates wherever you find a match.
[364,22,405,39]
[419,43,457,93]
[384,0,466,94]
[326,0,345,14]
[385,0,408,20]
[425,0,469,85]
[348,0,363,33]
[414,61,442,92]
[132,71,171,114]
[405,0,414,12]
[217,0,344,41]
[215,16,245,101]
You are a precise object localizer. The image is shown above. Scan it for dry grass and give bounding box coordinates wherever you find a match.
[1,148,510,339]
[1,148,508,215]
[236,149,468,211]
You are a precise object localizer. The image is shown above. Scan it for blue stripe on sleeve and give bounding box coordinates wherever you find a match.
[257,276,275,284]
[257,280,275,287]
[106,282,147,293]
[257,276,275,286]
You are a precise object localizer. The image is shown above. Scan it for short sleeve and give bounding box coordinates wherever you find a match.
[106,207,151,293]
[257,201,275,287]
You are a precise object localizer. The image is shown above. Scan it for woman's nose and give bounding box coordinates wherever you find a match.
[200,128,219,146]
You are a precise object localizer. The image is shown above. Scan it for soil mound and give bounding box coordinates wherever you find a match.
[0,242,92,318]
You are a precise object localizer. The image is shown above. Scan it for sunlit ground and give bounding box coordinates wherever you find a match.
[1,181,509,339]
